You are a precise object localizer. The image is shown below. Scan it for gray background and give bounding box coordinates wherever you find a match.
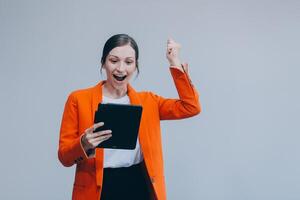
[0,0,299,199]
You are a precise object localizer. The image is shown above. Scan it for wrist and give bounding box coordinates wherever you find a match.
[170,66,184,73]
[81,134,91,152]
[169,59,181,67]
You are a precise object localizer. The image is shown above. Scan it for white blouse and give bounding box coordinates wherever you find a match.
[102,95,143,168]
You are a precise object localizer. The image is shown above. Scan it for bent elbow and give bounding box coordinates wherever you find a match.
[194,103,202,115]
[180,102,201,118]
[188,100,202,116]
[190,104,201,117]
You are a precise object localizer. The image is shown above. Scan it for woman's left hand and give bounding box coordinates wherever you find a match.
[166,38,182,69]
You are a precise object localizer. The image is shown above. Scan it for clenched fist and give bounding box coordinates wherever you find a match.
[166,38,182,68]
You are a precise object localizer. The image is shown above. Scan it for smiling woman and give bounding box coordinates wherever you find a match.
[102,45,137,98]
[58,33,201,200]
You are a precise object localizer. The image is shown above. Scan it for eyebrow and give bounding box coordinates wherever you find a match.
[108,54,134,59]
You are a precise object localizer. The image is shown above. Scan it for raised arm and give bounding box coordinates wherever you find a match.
[156,38,201,119]
[152,63,201,120]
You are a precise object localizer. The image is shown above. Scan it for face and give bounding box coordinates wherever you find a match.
[103,44,137,90]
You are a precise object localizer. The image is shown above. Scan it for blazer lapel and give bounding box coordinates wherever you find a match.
[91,81,105,186]
[127,85,154,174]
[127,84,141,105]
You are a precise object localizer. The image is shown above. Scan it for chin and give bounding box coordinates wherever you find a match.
[112,80,128,90]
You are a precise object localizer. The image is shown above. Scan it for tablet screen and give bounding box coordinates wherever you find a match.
[94,103,143,149]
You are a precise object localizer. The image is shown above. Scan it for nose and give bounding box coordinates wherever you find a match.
[116,61,126,72]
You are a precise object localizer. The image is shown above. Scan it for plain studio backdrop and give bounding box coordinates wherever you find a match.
[0,0,299,199]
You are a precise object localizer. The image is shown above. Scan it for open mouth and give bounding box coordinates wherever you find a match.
[113,74,127,82]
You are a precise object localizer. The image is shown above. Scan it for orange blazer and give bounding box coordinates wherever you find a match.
[58,66,201,200]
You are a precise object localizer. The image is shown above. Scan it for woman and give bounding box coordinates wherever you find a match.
[58,34,201,200]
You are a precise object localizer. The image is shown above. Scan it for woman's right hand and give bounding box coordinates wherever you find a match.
[81,122,112,152]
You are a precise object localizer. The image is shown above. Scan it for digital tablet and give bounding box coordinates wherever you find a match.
[93,103,143,150]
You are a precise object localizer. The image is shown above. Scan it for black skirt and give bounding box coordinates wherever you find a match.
[100,162,153,200]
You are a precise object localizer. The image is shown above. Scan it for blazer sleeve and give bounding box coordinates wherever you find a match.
[58,92,89,167]
[151,65,201,120]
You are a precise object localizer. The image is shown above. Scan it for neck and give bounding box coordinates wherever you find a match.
[102,82,128,99]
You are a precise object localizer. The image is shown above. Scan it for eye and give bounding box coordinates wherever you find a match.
[110,59,117,63]
[126,61,133,65]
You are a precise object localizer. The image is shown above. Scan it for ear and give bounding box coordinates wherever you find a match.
[134,61,138,72]
[100,64,105,75]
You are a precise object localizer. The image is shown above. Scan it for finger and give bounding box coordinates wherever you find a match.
[167,37,174,43]
[85,122,104,134]
[88,130,112,140]
[91,134,112,147]
[100,134,112,142]
[90,133,112,143]
[85,128,110,139]
[168,43,180,48]
[85,126,94,134]
[93,122,104,131]
[93,129,112,137]
[87,134,111,148]
[168,41,175,46]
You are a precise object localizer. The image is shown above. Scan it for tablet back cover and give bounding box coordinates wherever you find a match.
[94,103,143,149]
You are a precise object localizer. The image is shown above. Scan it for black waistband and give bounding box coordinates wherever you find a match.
[103,162,144,174]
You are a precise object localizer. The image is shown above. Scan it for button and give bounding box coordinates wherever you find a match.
[74,157,82,163]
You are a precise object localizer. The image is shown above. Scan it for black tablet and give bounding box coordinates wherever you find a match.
[93,103,143,150]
